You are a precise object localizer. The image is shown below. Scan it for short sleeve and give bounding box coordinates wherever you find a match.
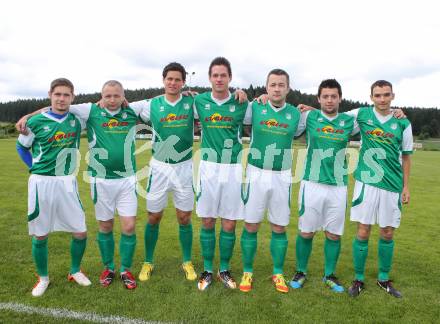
[402,123,413,154]
[295,110,309,136]
[243,102,253,125]
[68,103,92,123]
[17,128,35,148]
[130,100,151,122]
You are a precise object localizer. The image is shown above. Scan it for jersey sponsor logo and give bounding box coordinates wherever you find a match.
[317,125,345,134]
[366,128,395,138]
[260,119,288,128]
[160,113,189,122]
[102,118,129,128]
[48,131,77,142]
[205,113,233,123]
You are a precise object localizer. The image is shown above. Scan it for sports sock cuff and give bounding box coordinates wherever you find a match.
[201,226,215,233]
[242,228,257,239]
[98,231,113,239]
[272,231,287,240]
[220,228,235,237]
[179,223,192,231]
[72,236,87,243]
[121,233,136,242]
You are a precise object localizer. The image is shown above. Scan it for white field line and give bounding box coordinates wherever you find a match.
[0,302,170,324]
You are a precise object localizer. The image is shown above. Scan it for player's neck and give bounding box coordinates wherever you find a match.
[374,106,391,116]
[51,107,69,115]
[212,90,229,101]
[165,93,181,103]
[269,100,286,109]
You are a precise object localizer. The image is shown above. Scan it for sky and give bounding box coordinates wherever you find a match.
[0,0,439,108]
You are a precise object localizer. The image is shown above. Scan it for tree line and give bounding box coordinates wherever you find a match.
[0,85,438,138]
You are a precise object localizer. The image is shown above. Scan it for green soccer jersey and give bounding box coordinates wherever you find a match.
[82,103,141,179]
[194,92,248,164]
[17,112,82,176]
[147,95,194,164]
[352,107,413,193]
[302,110,356,186]
[247,101,301,171]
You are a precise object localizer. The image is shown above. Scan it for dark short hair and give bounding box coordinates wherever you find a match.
[318,79,342,97]
[208,57,232,77]
[50,78,74,94]
[163,62,187,81]
[371,80,393,95]
[266,69,290,86]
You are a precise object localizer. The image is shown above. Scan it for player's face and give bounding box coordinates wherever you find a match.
[209,65,231,95]
[48,86,74,114]
[318,88,341,115]
[371,86,394,112]
[101,85,125,111]
[163,70,184,96]
[266,74,289,106]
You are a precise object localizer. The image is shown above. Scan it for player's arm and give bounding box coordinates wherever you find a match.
[15,108,47,134]
[295,110,309,137]
[16,127,35,168]
[401,123,413,204]
[129,99,151,123]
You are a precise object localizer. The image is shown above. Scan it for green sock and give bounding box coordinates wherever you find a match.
[378,238,394,281]
[200,227,216,272]
[271,231,288,275]
[324,237,341,277]
[179,223,193,263]
[120,233,137,272]
[144,223,159,263]
[352,238,369,281]
[70,237,87,274]
[97,231,115,270]
[219,229,236,272]
[296,234,313,273]
[240,228,257,273]
[32,237,48,277]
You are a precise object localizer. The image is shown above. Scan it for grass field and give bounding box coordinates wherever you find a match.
[0,138,439,323]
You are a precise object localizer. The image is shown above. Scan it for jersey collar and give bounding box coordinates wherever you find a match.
[268,101,287,112]
[164,94,183,107]
[211,92,231,106]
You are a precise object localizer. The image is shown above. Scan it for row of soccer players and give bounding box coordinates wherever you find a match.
[16,57,411,298]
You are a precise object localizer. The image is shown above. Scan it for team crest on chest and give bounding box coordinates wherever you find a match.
[101,112,106,117]
[318,117,324,123]
[367,119,373,125]
[43,126,51,132]
[205,104,210,110]
[339,120,345,127]
[122,112,127,119]
[286,113,292,120]
[262,109,267,115]
[229,105,235,112]
[184,103,190,110]
[160,106,165,112]
[70,120,76,127]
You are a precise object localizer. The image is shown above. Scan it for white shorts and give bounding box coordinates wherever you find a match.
[27,174,86,236]
[195,160,244,220]
[90,175,138,221]
[146,158,194,213]
[243,164,292,226]
[298,180,347,235]
[350,180,402,228]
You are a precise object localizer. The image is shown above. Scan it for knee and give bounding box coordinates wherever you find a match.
[148,212,162,225]
[221,219,236,232]
[177,211,192,225]
[121,217,136,235]
[73,232,87,240]
[300,232,315,239]
[99,220,114,233]
[380,227,394,241]
[325,232,340,241]
[202,218,216,230]
[357,224,371,240]
[272,224,286,234]
[245,222,259,233]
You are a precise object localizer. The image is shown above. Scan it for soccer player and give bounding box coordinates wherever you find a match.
[194,57,249,291]
[16,78,91,297]
[17,80,149,289]
[288,79,358,293]
[238,69,301,293]
[128,62,198,282]
[347,80,412,298]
